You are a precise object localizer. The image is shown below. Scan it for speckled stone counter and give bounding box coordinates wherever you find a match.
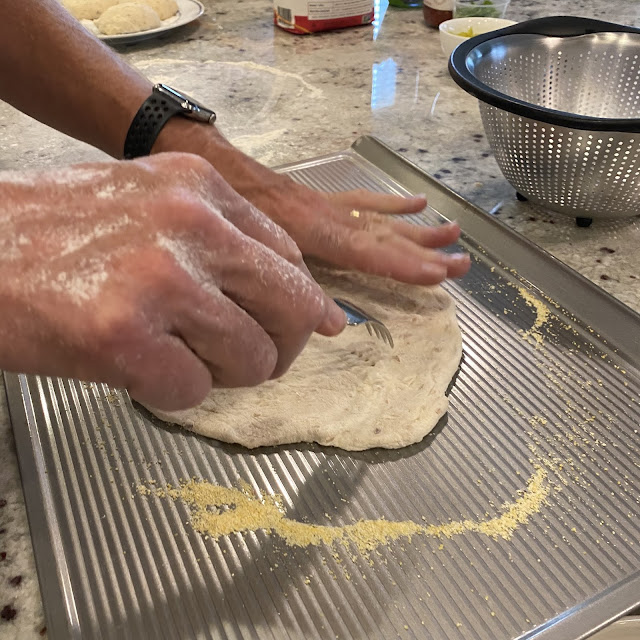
[1,0,639,636]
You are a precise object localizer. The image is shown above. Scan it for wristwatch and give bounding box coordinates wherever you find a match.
[123,84,217,159]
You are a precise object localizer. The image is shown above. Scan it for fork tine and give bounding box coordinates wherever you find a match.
[375,323,392,348]
[374,323,390,347]
[333,297,393,348]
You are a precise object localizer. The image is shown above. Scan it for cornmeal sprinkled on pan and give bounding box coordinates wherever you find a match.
[517,286,551,345]
[138,467,549,555]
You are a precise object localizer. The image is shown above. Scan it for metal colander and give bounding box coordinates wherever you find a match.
[449,17,640,222]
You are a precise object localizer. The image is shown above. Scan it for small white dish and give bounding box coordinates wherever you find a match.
[439,17,516,59]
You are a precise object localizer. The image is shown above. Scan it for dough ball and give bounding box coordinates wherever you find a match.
[61,0,118,20]
[119,0,178,20]
[96,3,162,34]
[80,18,101,34]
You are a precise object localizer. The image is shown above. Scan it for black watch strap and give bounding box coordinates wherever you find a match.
[123,92,184,160]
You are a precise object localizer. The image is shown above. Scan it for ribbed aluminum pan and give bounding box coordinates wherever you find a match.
[6,136,640,640]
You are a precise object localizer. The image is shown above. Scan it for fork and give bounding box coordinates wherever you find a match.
[333,298,394,348]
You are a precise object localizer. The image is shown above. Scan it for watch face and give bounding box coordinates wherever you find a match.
[155,84,197,106]
[154,83,216,124]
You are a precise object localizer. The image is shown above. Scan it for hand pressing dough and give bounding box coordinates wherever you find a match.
[119,0,178,20]
[61,0,119,20]
[146,269,463,451]
[95,3,161,34]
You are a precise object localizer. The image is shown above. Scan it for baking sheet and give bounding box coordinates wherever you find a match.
[6,136,640,640]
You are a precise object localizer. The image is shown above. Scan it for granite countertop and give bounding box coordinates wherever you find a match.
[1,0,639,637]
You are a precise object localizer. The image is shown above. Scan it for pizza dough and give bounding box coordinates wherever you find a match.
[80,18,101,34]
[61,0,118,20]
[147,269,463,451]
[95,3,161,34]
[119,0,178,20]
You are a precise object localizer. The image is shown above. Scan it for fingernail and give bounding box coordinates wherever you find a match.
[449,252,469,262]
[413,193,427,200]
[422,263,448,278]
[327,299,347,334]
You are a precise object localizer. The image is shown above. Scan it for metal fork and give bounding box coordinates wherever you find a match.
[333,298,394,348]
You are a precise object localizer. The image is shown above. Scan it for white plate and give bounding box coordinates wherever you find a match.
[97,0,204,45]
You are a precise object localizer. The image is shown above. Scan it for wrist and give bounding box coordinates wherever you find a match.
[151,115,230,156]
[151,116,291,195]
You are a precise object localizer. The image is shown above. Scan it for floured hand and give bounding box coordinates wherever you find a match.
[0,153,345,411]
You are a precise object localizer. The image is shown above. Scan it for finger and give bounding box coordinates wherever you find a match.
[172,286,281,388]
[162,183,345,339]
[344,211,463,249]
[221,197,308,270]
[314,299,347,337]
[202,188,346,334]
[218,237,345,377]
[444,253,471,278]
[225,199,346,325]
[222,206,347,337]
[329,190,427,215]
[374,233,470,281]
[125,334,213,411]
[386,220,462,248]
[314,225,470,285]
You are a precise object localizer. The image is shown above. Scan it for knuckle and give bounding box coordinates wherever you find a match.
[282,235,304,265]
[312,223,344,252]
[149,248,194,293]
[90,304,145,362]
[152,369,211,411]
[245,343,278,386]
[219,333,277,387]
[144,151,206,173]
[132,153,185,182]
[177,152,215,177]
[180,201,211,231]
[121,246,187,297]
[163,191,226,237]
[346,229,370,253]
[248,207,304,265]
[176,154,227,196]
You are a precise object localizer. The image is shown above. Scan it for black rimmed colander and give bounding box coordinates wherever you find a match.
[449,17,640,224]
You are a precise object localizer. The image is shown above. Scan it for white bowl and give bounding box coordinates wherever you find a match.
[439,17,516,58]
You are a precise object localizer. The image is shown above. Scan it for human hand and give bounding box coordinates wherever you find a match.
[218,175,470,285]
[301,188,469,283]
[0,153,345,410]
[153,122,471,285]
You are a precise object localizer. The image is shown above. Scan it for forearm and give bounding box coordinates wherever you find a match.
[0,0,152,158]
[0,1,278,178]
[0,6,467,289]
